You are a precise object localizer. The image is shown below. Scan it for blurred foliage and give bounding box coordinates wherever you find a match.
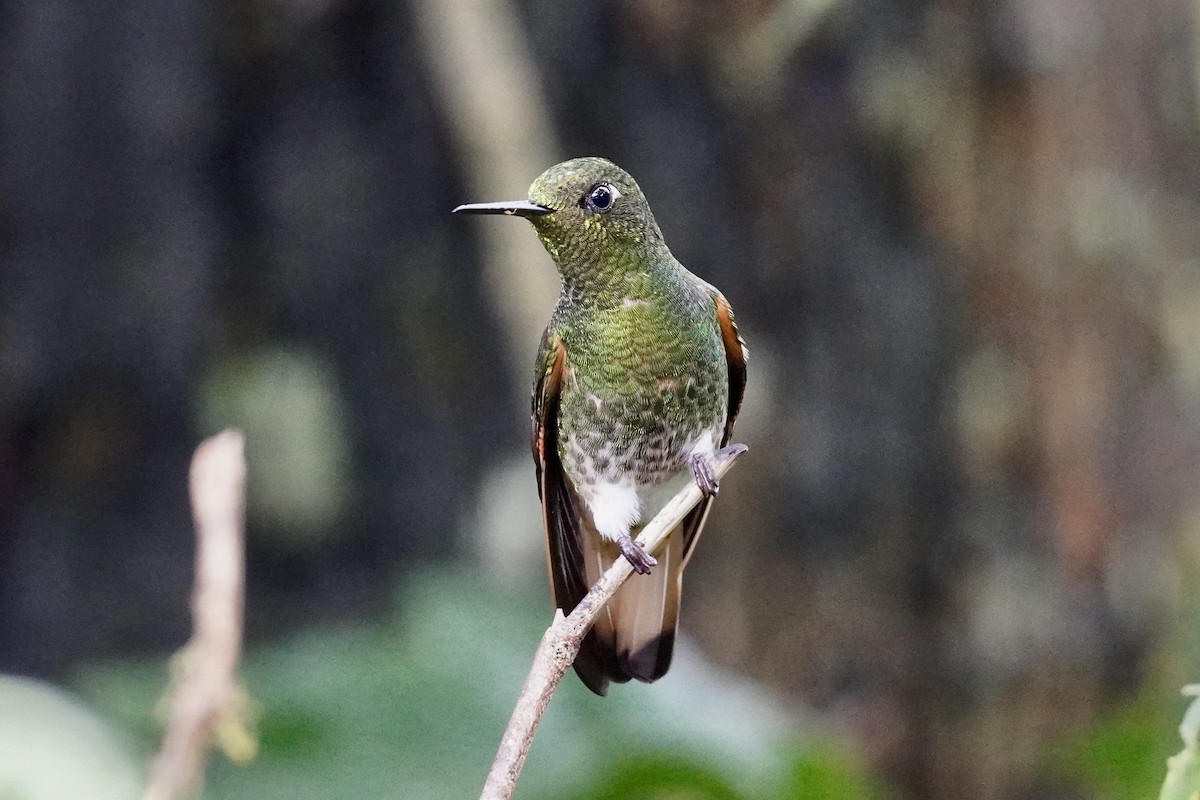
[572,758,745,800]
[776,744,890,800]
[565,744,889,800]
[1158,685,1200,800]
[73,571,886,799]
[199,346,352,549]
[0,676,145,800]
[1054,686,1179,799]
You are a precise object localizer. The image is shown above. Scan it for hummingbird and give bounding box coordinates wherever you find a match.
[454,157,747,695]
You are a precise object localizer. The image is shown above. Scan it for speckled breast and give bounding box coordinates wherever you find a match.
[555,310,728,492]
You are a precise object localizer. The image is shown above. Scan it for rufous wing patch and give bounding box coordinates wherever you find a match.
[714,291,747,447]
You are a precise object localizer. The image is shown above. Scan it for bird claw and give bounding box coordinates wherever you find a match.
[617,535,656,574]
[717,443,749,459]
[689,453,719,497]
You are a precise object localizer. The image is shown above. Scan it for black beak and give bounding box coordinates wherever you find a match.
[452,200,553,218]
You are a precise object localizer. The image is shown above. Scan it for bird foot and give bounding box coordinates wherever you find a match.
[716,443,749,459]
[617,535,656,574]
[689,453,719,497]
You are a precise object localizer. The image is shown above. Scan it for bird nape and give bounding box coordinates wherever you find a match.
[454,157,747,695]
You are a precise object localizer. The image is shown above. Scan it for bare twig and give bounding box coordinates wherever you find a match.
[480,443,749,800]
[143,430,254,800]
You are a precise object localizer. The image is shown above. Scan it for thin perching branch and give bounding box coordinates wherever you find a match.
[143,430,255,800]
[480,443,749,800]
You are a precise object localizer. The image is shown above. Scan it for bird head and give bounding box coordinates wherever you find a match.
[453,157,664,282]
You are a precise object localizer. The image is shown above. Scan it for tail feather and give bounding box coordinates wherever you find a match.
[571,537,627,695]
[572,522,684,688]
[612,524,682,682]
[550,481,707,694]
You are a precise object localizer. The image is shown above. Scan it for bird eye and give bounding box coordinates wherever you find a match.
[584,183,619,213]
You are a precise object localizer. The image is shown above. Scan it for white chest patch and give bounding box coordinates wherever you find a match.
[583,429,719,542]
[587,480,643,542]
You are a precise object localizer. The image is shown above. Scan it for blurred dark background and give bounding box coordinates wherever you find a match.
[2,1,1199,798]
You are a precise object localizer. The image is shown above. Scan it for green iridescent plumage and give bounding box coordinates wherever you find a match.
[455,157,747,695]
[528,159,730,490]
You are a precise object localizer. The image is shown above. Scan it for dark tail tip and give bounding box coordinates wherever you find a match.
[573,662,611,696]
[574,630,635,696]
[621,631,676,684]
